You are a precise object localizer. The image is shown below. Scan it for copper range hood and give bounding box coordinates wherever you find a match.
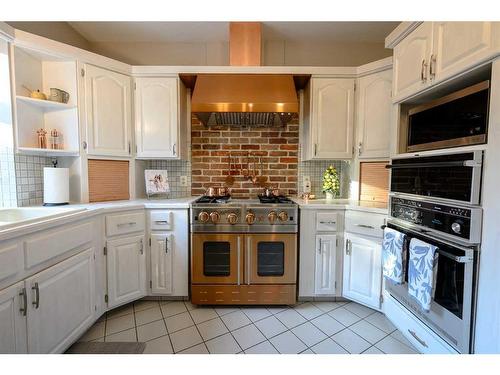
[191,22,299,127]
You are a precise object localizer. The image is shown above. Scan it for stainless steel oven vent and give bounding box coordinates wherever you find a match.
[195,112,295,127]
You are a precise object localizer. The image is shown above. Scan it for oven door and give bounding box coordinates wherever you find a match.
[245,234,297,285]
[388,151,482,205]
[385,220,477,353]
[191,234,243,285]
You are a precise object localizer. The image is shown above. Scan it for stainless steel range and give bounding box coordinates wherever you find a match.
[190,195,298,305]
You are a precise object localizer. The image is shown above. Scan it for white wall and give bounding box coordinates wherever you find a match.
[474,57,500,353]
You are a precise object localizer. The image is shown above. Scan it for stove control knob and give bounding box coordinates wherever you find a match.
[451,222,462,234]
[227,213,238,225]
[210,212,220,224]
[278,211,289,222]
[246,212,256,225]
[268,211,278,224]
[198,211,209,223]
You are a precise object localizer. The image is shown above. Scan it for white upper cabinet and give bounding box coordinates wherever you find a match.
[83,64,132,157]
[393,22,434,102]
[314,234,337,295]
[303,78,355,160]
[342,232,382,310]
[0,282,27,354]
[135,77,187,159]
[432,22,497,82]
[106,235,146,308]
[356,69,393,159]
[392,22,500,102]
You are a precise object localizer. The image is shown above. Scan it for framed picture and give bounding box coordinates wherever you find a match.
[145,170,170,197]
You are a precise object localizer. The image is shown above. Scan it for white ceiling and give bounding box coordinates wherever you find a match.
[69,21,399,44]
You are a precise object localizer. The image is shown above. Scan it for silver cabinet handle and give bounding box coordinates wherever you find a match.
[155,220,169,225]
[117,222,137,227]
[246,237,251,285]
[318,238,322,254]
[408,329,428,348]
[314,143,318,156]
[19,288,27,316]
[421,59,428,82]
[358,142,362,157]
[165,237,168,254]
[140,239,144,255]
[356,224,375,229]
[346,239,352,256]
[430,54,436,79]
[319,221,336,225]
[173,143,176,156]
[237,237,241,286]
[32,282,40,309]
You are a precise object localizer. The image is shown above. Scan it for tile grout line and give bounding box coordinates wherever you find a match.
[239,308,281,354]
[157,299,175,354]
[183,301,211,354]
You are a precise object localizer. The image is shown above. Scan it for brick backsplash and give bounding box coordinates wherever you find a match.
[148,159,192,198]
[191,116,299,199]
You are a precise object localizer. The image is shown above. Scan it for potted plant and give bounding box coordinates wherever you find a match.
[322,165,340,201]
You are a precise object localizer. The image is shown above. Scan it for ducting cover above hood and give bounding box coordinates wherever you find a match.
[191,74,299,127]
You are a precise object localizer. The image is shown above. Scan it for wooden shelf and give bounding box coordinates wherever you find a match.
[16,95,76,111]
[17,147,79,157]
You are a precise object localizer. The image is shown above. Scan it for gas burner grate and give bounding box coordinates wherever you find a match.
[258,195,293,204]
[195,195,232,204]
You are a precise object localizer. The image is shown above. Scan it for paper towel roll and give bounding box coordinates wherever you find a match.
[43,167,69,205]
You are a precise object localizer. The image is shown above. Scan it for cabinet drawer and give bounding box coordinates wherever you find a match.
[384,292,458,354]
[149,210,174,231]
[105,211,145,237]
[345,211,385,237]
[0,242,23,282]
[24,222,93,269]
[316,212,338,232]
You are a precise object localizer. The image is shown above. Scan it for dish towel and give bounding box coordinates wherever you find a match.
[382,227,406,284]
[408,238,439,312]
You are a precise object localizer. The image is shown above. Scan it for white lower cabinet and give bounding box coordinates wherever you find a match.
[0,281,27,353]
[26,248,95,353]
[150,233,173,295]
[106,235,146,308]
[342,232,382,310]
[314,235,337,295]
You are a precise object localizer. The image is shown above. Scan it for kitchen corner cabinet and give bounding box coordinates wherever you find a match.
[356,69,393,159]
[302,78,355,160]
[134,77,188,159]
[83,64,132,157]
[392,22,500,102]
[106,235,147,308]
[342,232,382,310]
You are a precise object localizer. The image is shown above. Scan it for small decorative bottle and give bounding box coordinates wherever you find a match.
[37,128,47,149]
[50,129,61,150]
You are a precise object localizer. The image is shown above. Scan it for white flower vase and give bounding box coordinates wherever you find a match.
[325,191,335,201]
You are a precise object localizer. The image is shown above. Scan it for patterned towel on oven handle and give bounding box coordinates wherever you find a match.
[382,227,406,284]
[408,238,439,312]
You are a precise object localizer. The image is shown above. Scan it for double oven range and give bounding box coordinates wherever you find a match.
[190,195,298,305]
[386,150,483,353]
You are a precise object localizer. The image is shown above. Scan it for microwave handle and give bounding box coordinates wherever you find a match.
[386,160,481,169]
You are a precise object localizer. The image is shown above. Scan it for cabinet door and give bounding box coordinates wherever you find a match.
[0,282,27,353]
[356,69,393,159]
[393,22,433,101]
[150,233,173,295]
[84,64,132,157]
[135,77,179,158]
[432,22,496,83]
[26,248,95,354]
[342,233,382,310]
[107,235,147,308]
[314,235,337,295]
[311,78,355,159]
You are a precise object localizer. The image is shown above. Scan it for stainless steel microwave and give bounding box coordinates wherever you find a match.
[404,81,490,153]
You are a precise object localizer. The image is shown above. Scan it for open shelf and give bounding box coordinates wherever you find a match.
[16,95,76,111]
[16,147,79,157]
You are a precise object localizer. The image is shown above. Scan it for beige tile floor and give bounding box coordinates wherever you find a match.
[74,300,418,354]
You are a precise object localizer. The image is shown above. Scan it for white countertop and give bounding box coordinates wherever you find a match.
[291,198,388,214]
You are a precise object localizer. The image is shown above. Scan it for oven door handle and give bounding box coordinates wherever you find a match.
[436,249,474,263]
[237,236,241,285]
[386,160,481,169]
[246,237,251,285]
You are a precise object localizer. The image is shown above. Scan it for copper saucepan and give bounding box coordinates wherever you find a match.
[205,186,230,197]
